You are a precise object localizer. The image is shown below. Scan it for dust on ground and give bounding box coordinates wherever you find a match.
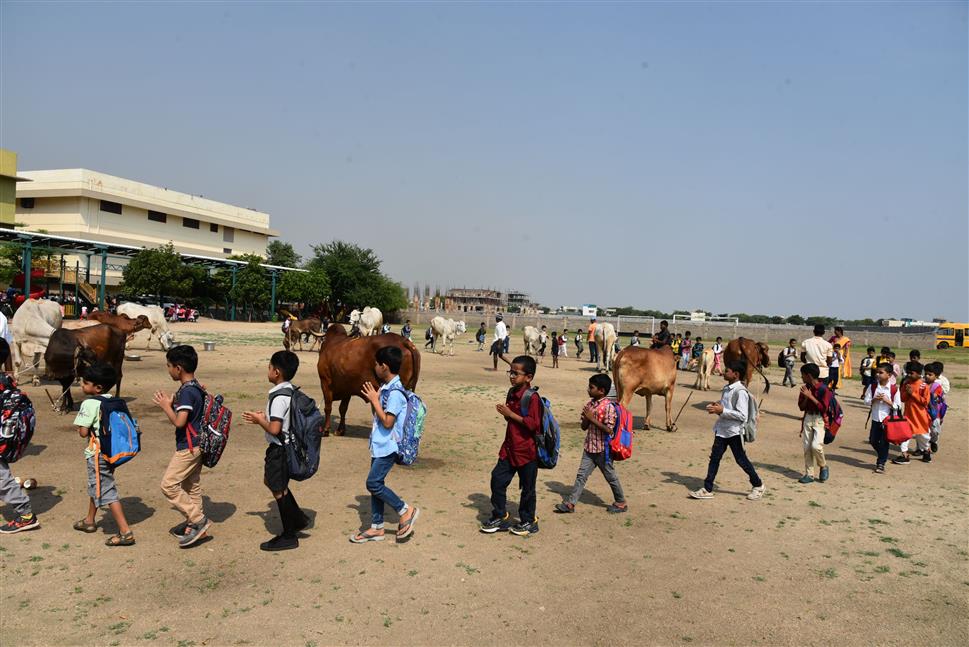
[3,320,967,646]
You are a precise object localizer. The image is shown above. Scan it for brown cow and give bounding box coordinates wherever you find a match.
[89,312,152,339]
[723,337,771,394]
[613,346,677,431]
[316,324,421,435]
[44,324,126,412]
[282,318,323,352]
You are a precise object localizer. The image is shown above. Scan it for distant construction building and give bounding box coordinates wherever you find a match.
[445,288,505,314]
[506,290,539,315]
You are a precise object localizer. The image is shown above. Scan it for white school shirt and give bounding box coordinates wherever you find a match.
[494,321,507,341]
[712,343,723,354]
[713,381,748,439]
[864,382,901,423]
[0,312,12,344]
[830,351,841,368]
[265,381,293,446]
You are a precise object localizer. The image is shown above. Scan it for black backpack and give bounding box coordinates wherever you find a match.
[270,387,324,481]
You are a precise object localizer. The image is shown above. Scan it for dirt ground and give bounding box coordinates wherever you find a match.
[2,320,967,646]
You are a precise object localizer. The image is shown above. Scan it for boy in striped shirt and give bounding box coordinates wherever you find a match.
[554,374,627,514]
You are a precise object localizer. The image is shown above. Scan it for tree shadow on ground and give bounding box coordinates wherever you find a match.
[203,495,237,523]
[545,480,607,508]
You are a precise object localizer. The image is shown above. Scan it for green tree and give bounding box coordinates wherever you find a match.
[785,314,806,326]
[121,243,195,300]
[279,268,330,307]
[0,243,21,285]
[307,241,406,316]
[228,254,270,321]
[265,240,302,268]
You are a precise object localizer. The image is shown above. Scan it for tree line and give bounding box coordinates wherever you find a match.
[610,306,881,327]
[120,240,407,321]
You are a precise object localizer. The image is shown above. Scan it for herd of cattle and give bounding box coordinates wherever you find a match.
[10,300,772,439]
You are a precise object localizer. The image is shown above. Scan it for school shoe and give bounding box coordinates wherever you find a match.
[798,475,815,484]
[911,449,924,457]
[747,486,766,501]
[930,441,939,453]
[874,464,886,474]
[479,513,511,534]
[509,521,539,536]
[689,488,714,500]
[891,456,911,465]
[818,467,829,483]
[260,535,298,551]
[553,502,575,514]
[606,503,628,514]
[0,514,40,534]
[178,517,212,548]
[922,452,932,463]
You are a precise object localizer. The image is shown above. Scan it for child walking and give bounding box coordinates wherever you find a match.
[73,363,134,546]
[797,364,830,484]
[712,337,724,375]
[153,345,211,548]
[827,343,842,390]
[350,347,420,543]
[690,360,765,500]
[480,355,542,536]
[242,350,311,551]
[554,374,627,514]
[476,323,486,351]
[781,338,798,387]
[574,329,584,359]
[865,363,901,473]
[924,362,946,454]
[0,343,39,533]
[893,362,930,465]
[858,346,876,398]
[551,330,560,368]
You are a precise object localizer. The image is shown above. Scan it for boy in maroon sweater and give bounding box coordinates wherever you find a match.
[480,355,542,537]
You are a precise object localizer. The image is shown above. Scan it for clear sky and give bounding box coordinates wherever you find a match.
[2,1,966,321]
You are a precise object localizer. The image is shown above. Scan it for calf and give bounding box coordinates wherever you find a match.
[44,324,126,412]
[613,346,677,431]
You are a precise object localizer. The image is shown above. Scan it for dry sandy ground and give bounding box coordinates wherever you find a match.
[2,320,967,646]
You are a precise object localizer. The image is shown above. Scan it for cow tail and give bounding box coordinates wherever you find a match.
[405,339,421,391]
[756,363,771,394]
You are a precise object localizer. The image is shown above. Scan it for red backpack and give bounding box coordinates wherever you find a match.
[607,402,634,461]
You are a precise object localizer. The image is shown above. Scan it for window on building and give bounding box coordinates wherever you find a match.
[19,198,35,209]
[223,226,235,243]
[100,200,122,214]
[210,223,218,233]
[223,248,232,255]
[182,217,200,229]
[148,210,167,223]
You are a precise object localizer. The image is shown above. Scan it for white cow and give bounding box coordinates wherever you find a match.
[594,322,618,373]
[349,307,383,337]
[11,299,63,372]
[430,316,466,356]
[117,303,175,350]
[693,348,714,391]
[523,326,542,356]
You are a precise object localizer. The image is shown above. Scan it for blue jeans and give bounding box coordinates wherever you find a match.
[366,454,404,526]
[680,351,690,369]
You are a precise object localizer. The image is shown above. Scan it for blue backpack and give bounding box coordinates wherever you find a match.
[383,385,427,466]
[270,386,324,481]
[520,388,560,469]
[93,396,141,468]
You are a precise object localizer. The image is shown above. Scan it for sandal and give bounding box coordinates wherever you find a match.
[396,507,420,541]
[105,532,135,547]
[349,529,385,544]
[73,519,97,533]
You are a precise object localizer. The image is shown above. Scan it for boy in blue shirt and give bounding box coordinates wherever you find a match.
[350,346,420,544]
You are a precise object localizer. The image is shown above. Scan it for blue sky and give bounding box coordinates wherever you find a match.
[2,1,966,321]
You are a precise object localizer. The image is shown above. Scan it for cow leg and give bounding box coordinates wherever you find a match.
[321,386,333,436]
[59,377,75,413]
[665,388,674,431]
[336,398,350,436]
[644,393,652,430]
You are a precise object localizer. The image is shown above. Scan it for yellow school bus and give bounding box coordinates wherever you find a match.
[936,323,969,349]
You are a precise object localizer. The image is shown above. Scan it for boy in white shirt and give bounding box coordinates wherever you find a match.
[864,363,902,474]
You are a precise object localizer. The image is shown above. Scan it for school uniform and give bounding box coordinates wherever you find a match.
[490,385,542,524]
[74,396,121,507]
[565,398,625,506]
[797,384,828,478]
[865,382,901,467]
[702,382,762,492]
[264,382,293,493]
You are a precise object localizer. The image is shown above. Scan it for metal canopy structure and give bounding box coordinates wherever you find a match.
[0,229,305,320]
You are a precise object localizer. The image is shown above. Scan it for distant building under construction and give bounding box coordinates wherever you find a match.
[444,288,539,314]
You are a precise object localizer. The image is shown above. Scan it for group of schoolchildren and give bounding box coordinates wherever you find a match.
[0,325,955,546]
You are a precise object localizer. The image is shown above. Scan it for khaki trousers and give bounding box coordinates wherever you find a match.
[802,413,827,476]
[160,448,204,524]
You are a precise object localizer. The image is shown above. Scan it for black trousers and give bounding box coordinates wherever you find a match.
[869,420,889,466]
[490,458,538,523]
[703,435,762,492]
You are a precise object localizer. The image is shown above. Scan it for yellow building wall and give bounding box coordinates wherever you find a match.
[0,149,20,226]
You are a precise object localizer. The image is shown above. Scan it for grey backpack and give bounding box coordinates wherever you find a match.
[731,386,759,443]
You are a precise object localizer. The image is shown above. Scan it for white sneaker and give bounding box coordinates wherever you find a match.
[747,486,766,501]
[689,488,714,500]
